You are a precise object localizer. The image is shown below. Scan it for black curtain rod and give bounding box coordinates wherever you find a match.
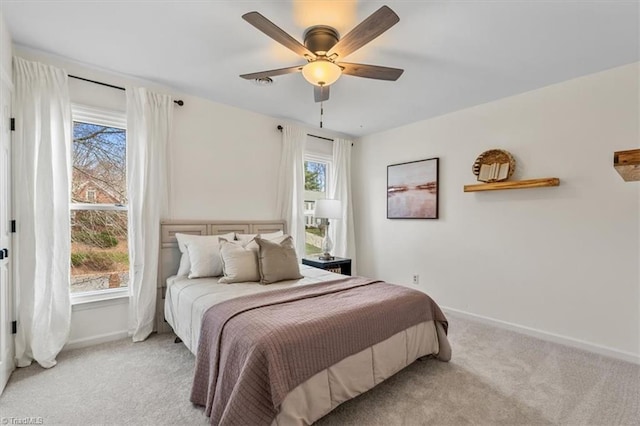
[276,125,333,142]
[69,75,184,106]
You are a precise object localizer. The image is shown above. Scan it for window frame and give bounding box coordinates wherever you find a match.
[70,104,129,304]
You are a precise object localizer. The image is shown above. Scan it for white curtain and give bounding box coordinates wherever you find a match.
[13,57,72,368]
[329,138,357,273]
[126,87,172,342]
[276,125,307,258]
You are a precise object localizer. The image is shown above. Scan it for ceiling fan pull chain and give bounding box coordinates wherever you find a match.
[320,101,324,128]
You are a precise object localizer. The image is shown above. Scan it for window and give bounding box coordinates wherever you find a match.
[70,105,128,295]
[304,156,331,255]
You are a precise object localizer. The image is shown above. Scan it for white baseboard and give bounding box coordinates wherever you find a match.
[442,306,640,365]
[63,330,130,352]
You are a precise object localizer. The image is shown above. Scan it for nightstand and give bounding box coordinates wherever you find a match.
[302,256,352,276]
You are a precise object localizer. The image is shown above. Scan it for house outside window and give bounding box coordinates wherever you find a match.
[70,105,128,295]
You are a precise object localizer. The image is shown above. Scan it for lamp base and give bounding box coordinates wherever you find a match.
[318,253,335,261]
[319,221,334,261]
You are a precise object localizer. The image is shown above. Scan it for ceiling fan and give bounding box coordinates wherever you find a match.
[240,5,404,103]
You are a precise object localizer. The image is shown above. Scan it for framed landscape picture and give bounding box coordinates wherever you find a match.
[387,157,439,219]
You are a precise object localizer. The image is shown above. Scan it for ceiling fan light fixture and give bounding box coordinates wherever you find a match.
[302,60,341,87]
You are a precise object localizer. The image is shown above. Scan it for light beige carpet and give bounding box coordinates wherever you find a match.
[1,314,638,425]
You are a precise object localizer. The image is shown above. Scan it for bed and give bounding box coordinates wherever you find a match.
[157,220,451,426]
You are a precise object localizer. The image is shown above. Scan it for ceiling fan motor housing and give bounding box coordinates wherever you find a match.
[303,26,339,56]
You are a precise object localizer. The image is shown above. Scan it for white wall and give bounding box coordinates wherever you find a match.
[353,63,640,361]
[168,95,281,219]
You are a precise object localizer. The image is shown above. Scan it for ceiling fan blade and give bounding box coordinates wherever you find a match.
[240,65,303,80]
[327,6,399,59]
[243,12,316,59]
[339,62,404,81]
[314,85,330,102]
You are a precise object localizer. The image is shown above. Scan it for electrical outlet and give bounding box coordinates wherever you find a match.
[412,274,419,285]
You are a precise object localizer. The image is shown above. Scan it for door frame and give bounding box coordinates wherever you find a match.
[0,63,15,395]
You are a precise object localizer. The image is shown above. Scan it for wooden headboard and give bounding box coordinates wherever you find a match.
[155,219,286,332]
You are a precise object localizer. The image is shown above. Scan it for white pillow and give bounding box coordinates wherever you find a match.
[174,232,235,277]
[218,238,260,284]
[236,230,284,246]
[175,233,197,276]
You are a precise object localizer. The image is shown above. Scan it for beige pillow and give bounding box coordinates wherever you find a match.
[256,235,303,284]
[218,238,260,284]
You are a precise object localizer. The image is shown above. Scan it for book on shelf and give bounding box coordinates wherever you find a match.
[478,162,509,182]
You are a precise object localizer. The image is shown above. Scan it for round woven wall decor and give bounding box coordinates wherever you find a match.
[472,149,516,182]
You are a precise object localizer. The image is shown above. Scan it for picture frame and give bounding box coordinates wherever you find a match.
[387,157,439,219]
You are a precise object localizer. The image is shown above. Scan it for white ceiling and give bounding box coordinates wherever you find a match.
[1,1,638,137]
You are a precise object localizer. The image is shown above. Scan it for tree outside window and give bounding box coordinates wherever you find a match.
[70,107,129,294]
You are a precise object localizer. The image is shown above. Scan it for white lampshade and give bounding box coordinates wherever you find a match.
[301,60,342,87]
[314,199,342,219]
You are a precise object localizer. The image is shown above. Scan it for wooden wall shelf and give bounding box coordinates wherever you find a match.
[614,149,640,182]
[464,177,560,192]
